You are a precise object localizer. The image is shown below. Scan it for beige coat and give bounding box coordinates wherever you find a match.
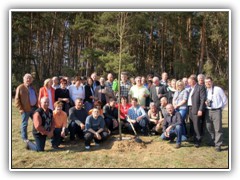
[15,84,38,113]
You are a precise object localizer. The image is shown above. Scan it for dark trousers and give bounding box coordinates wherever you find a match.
[28,133,47,152]
[200,112,206,136]
[189,107,201,143]
[51,128,63,147]
[104,118,118,132]
[84,131,108,146]
[68,121,84,140]
[127,117,149,135]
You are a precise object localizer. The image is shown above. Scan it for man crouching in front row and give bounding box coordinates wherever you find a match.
[160,104,182,149]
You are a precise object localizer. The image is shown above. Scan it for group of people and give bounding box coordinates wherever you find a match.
[14,71,227,152]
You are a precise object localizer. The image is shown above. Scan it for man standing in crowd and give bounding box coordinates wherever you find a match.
[91,72,100,91]
[95,77,114,108]
[129,76,150,108]
[150,76,168,108]
[119,72,131,99]
[160,72,168,86]
[105,73,114,90]
[205,77,227,152]
[187,76,206,148]
[197,73,206,136]
[15,73,38,142]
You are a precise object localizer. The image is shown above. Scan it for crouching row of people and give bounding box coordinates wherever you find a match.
[25,97,109,151]
[25,96,185,151]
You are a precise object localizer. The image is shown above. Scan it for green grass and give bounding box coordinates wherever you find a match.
[11,101,229,169]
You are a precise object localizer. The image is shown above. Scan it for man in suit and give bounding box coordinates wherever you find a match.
[187,76,206,148]
[150,76,168,109]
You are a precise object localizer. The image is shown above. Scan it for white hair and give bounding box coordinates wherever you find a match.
[197,74,205,79]
[40,96,49,103]
[23,73,32,80]
[152,76,159,82]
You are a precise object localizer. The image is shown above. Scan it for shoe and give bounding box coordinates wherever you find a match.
[95,143,100,146]
[207,142,215,147]
[24,140,29,150]
[215,146,221,152]
[194,143,200,148]
[52,145,60,149]
[175,144,181,149]
[85,146,90,150]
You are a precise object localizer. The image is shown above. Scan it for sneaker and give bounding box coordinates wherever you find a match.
[207,142,215,147]
[85,146,90,150]
[215,146,221,152]
[24,140,29,150]
[175,144,181,149]
[52,145,60,149]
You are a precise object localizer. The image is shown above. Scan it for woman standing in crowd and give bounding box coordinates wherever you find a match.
[38,78,55,110]
[84,77,95,113]
[172,80,188,140]
[55,78,71,115]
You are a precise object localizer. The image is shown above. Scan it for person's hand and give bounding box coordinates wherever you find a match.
[154,120,159,125]
[80,123,85,130]
[101,89,106,94]
[164,131,169,138]
[173,104,178,109]
[47,131,54,138]
[159,119,164,124]
[113,119,118,129]
[61,131,65,138]
[95,132,102,140]
[136,116,142,122]
[165,126,172,137]
[197,110,202,117]
[20,110,24,114]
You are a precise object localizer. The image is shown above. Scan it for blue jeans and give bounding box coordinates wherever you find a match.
[84,101,93,113]
[21,106,37,140]
[27,133,47,152]
[175,108,187,136]
[160,125,182,144]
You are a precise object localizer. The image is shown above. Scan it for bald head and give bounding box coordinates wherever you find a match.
[166,104,174,114]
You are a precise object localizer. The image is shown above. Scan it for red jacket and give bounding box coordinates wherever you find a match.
[38,86,55,108]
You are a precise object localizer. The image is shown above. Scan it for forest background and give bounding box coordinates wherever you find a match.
[11,11,229,93]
